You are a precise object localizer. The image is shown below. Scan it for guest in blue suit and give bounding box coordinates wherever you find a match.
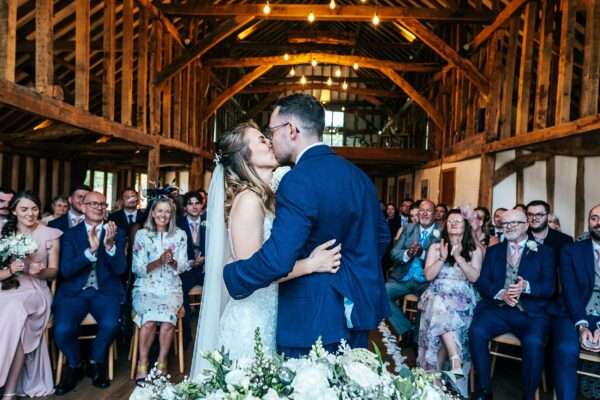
[48,184,91,233]
[527,200,573,263]
[224,94,390,357]
[551,204,600,400]
[53,191,127,395]
[177,191,206,344]
[469,208,555,400]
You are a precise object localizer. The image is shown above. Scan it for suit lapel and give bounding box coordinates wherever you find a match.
[496,241,509,281]
[583,240,595,288]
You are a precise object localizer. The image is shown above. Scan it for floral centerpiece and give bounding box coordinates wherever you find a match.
[0,233,38,290]
[131,329,454,400]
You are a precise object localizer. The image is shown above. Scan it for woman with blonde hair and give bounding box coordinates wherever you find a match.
[131,197,188,382]
[189,121,341,378]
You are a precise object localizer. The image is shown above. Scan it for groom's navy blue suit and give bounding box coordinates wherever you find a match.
[224,144,391,356]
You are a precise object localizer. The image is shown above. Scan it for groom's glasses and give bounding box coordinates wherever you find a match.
[264,122,290,138]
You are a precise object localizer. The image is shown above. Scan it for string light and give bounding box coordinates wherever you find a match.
[342,81,348,90]
[289,67,296,76]
[341,106,346,111]
[311,59,318,67]
[300,75,307,85]
[372,13,380,26]
[308,11,315,23]
[353,63,359,70]
[335,67,342,77]
[283,53,289,61]
[263,1,271,15]
[329,0,336,9]
[326,77,333,86]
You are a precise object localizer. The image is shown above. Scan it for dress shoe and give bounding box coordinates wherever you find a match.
[472,388,493,400]
[54,365,83,396]
[89,362,111,389]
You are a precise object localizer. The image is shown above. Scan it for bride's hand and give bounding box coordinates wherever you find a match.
[307,239,342,274]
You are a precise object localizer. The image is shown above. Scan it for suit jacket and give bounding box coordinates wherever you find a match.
[476,240,556,318]
[176,213,206,261]
[537,229,573,316]
[56,222,127,298]
[389,222,441,281]
[223,145,391,347]
[48,214,71,233]
[559,239,597,325]
[108,209,145,235]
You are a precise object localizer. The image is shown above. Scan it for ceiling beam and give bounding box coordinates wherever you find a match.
[0,123,85,141]
[135,0,185,48]
[204,52,439,72]
[162,4,493,22]
[379,67,444,130]
[242,83,402,99]
[400,18,490,100]
[156,16,254,85]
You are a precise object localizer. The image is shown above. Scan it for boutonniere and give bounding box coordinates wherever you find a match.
[526,240,538,252]
[432,229,441,239]
[200,220,208,228]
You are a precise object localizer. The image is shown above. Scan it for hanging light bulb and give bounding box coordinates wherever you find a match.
[308,11,315,23]
[283,53,289,61]
[311,59,318,67]
[335,67,342,77]
[289,66,296,76]
[353,62,359,70]
[300,75,307,85]
[342,80,348,90]
[326,77,333,86]
[329,0,336,9]
[263,1,271,15]
[341,106,346,111]
[372,13,380,26]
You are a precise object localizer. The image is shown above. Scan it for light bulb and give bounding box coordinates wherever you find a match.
[308,11,315,23]
[326,77,332,86]
[372,13,380,25]
[342,81,348,90]
[341,106,345,111]
[283,53,289,61]
[329,0,336,9]
[300,75,307,85]
[289,67,296,76]
[311,59,318,67]
[353,63,359,70]
[335,67,342,77]
[263,1,271,15]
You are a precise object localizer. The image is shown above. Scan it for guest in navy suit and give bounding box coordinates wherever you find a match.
[53,191,126,395]
[551,204,600,400]
[224,94,390,357]
[48,184,91,233]
[527,200,573,263]
[469,209,555,400]
[177,191,206,344]
[108,188,144,235]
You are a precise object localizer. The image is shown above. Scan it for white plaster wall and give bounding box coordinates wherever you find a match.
[585,157,600,220]
[554,156,577,236]
[414,166,441,202]
[523,161,546,205]
[493,150,516,212]
[442,158,481,207]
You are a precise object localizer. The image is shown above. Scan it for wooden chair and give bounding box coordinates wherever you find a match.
[577,349,600,379]
[129,306,185,379]
[402,293,419,322]
[55,313,117,383]
[188,285,203,310]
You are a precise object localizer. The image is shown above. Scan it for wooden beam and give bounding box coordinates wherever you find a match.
[575,156,585,236]
[243,83,401,99]
[147,146,160,184]
[102,0,116,119]
[0,124,86,141]
[478,152,495,209]
[203,64,273,121]
[546,157,555,210]
[159,136,213,159]
[466,0,530,51]
[493,152,551,185]
[533,0,554,130]
[156,17,254,85]
[39,158,47,207]
[75,0,90,110]
[11,154,18,190]
[205,52,439,72]
[515,2,537,135]
[399,18,490,99]
[121,0,134,125]
[580,0,600,117]
[556,0,575,124]
[0,0,17,82]
[190,156,204,190]
[35,0,53,94]
[51,159,59,198]
[163,4,494,22]
[499,17,519,139]
[135,0,185,48]
[380,67,444,130]
[136,7,149,132]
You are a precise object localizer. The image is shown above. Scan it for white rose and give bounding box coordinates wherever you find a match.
[421,386,443,400]
[292,365,330,394]
[225,369,250,388]
[162,385,177,400]
[128,386,153,400]
[432,229,441,239]
[292,387,337,400]
[526,240,538,252]
[344,361,380,389]
[211,351,223,363]
[263,389,282,400]
[205,389,227,400]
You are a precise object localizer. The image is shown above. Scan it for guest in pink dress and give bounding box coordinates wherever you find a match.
[0,191,61,399]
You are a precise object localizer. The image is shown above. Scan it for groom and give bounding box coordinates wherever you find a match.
[224,93,390,357]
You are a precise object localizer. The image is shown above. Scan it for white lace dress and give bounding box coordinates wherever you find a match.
[217,214,278,359]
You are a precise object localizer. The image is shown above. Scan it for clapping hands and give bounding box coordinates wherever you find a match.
[407,242,423,259]
[103,221,117,250]
[580,326,600,352]
[502,276,527,307]
[160,249,176,269]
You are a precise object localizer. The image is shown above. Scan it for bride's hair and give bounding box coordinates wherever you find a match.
[216,121,275,219]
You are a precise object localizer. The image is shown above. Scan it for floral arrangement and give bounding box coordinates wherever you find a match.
[131,329,453,400]
[0,233,38,290]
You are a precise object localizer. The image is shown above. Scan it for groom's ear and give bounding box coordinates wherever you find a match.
[289,122,300,141]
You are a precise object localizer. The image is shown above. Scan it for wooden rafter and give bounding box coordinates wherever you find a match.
[399,18,490,100]
[0,0,17,82]
[163,4,493,22]
[205,53,439,72]
[243,83,402,99]
[135,0,185,48]
[379,68,444,130]
[156,16,254,85]
[0,123,85,141]
[202,64,273,121]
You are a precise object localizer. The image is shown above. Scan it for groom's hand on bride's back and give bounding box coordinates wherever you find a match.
[307,239,342,274]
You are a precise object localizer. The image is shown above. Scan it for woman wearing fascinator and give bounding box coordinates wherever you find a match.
[190,121,341,377]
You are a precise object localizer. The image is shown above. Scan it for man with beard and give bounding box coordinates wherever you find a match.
[399,199,413,227]
[527,200,573,261]
[551,204,600,400]
[49,184,91,232]
[109,188,144,235]
[0,187,15,232]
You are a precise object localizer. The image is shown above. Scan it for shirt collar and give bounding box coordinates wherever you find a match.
[187,215,200,225]
[592,240,600,254]
[124,209,137,217]
[419,224,435,235]
[84,221,103,233]
[68,210,82,221]
[295,142,327,164]
[509,237,528,249]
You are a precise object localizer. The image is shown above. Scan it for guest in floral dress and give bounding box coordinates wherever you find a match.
[0,191,61,399]
[132,197,188,381]
[418,209,483,384]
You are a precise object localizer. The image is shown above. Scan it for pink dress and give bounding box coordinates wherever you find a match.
[0,224,61,397]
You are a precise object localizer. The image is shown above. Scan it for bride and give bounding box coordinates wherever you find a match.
[190,121,341,379]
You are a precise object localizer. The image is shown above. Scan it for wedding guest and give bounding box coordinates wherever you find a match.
[399,199,414,226]
[387,199,441,341]
[177,191,207,345]
[48,184,91,232]
[513,203,527,214]
[132,197,188,382]
[42,195,69,224]
[492,208,507,242]
[527,200,572,264]
[469,209,555,400]
[548,213,561,231]
[53,191,126,395]
[469,207,495,249]
[393,203,420,241]
[0,192,60,398]
[418,209,482,385]
[0,186,15,232]
[550,204,600,400]
[435,203,448,225]
[385,203,402,238]
[108,188,144,236]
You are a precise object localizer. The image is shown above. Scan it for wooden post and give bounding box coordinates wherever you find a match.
[35,0,53,94]
[581,0,600,117]
[555,0,575,124]
[102,0,116,119]
[25,157,34,191]
[162,35,173,138]
[546,157,555,210]
[11,154,19,190]
[150,21,163,135]
[39,158,47,208]
[121,0,134,125]
[499,16,519,139]
[181,66,190,144]
[136,8,149,132]
[63,161,71,195]
[516,150,524,204]
[485,31,503,141]
[515,2,537,135]
[75,0,90,110]
[147,147,160,185]
[575,156,585,236]
[190,157,204,191]
[533,0,554,130]
[478,152,495,209]
[51,159,60,198]
[0,0,17,82]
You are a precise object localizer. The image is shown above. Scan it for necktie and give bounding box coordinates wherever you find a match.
[420,230,429,246]
[191,222,199,244]
[128,214,134,224]
[509,243,521,266]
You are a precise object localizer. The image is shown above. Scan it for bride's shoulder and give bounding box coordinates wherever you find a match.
[231,189,263,211]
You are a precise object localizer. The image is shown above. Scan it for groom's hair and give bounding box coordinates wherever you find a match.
[275,93,324,137]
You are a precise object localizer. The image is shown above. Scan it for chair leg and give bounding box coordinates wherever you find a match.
[108,342,114,381]
[535,388,540,400]
[542,369,547,392]
[470,367,475,394]
[178,317,184,374]
[173,330,178,356]
[130,326,139,380]
[56,351,64,384]
[490,342,498,377]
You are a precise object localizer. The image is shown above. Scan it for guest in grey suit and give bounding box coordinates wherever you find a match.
[386,199,441,338]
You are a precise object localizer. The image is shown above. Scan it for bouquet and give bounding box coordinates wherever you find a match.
[131,329,455,400]
[0,233,38,290]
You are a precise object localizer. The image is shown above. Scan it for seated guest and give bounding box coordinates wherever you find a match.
[418,209,482,388]
[434,203,448,225]
[0,192,60,398]
[53,191,126,395]
[108,188,144,235]
[551,204,600,400]
[42,195,69,224]
[548,213,561,231]
[469,206,496,249]
[386,199,440,340]
[49,184,91,232]
[399,198,414,227]
[383,203,402,272]
[469,208,555,400]
[177,191,207,344]
[492,208,507,242]
[513,203,527,214]
[0,187,15,232]
[527,200,572,253]
[132,197,188,382]
[394,203,420,241]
